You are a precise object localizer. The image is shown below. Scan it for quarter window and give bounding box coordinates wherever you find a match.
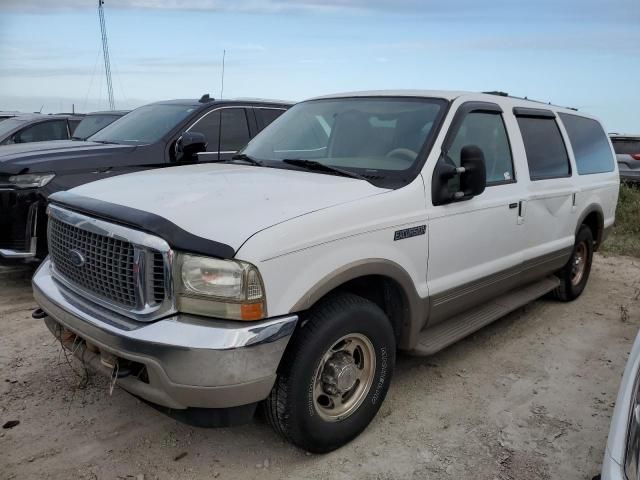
[447,112,515,184]
[558,113,614,175]
[517,116,571,180]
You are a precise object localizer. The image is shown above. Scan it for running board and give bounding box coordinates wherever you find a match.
[411,276,560,356]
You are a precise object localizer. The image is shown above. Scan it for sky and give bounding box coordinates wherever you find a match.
[0,0,638,132]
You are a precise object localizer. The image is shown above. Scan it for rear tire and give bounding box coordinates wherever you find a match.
[264,293,395,453]
[553,225,594,301]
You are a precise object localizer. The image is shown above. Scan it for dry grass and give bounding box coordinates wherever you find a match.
[601,183,640,258]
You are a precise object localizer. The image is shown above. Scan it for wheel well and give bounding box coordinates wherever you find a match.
[320,275,408,343]
[581,210,604,251]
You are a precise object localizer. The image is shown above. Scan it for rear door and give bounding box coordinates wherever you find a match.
[426,101,525,324]
[512,108,576,278]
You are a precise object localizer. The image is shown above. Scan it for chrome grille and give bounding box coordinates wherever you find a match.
[152,252,165,303]
[49,217,137,307]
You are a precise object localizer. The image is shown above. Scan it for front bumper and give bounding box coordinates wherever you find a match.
[0,187,41,259]
[33,260,297,410]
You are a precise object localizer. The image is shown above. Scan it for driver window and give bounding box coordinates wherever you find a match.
[448,112,515,185]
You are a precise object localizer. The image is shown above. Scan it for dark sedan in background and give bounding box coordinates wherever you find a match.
[0,113,84,145]
[0,95,291,260]
[610,134,640,183]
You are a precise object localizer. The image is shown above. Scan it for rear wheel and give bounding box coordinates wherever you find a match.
[554,225,594,301]
[264,293,395,453]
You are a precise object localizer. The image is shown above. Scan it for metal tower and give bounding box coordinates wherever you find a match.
[98,0,115,110]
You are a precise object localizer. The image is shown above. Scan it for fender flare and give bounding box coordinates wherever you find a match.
[575,203,605,249]
[289,258,428,350]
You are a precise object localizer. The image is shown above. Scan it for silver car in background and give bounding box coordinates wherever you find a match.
[610,134,640,183]
[601,329,640,479]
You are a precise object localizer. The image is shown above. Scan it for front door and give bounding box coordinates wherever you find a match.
[426,101,525,325]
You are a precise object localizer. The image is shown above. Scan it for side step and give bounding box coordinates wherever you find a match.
[411,276,560,356]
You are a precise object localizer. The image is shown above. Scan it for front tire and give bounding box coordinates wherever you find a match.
[264,293,395,453]
[554,224,594,301]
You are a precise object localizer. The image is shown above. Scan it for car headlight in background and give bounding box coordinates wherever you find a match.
[8,173,56,189]
[176,253,266,321]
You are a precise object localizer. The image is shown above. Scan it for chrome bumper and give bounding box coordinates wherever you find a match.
[33,259,297,409]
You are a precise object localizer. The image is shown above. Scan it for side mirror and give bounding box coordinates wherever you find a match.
[431,144,486,205]
[459,145,486,197]
[175,131,207,162]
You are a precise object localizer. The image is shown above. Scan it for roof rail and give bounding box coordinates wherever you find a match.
[482,91,578,111]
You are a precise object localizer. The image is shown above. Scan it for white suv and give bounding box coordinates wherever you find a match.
[33,90,619,452]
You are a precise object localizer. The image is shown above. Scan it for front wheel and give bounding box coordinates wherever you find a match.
[554,225,594,301]
[264,293,395,453]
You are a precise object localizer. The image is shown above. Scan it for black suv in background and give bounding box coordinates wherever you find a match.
[0,96,292,260]
[610,134,640,183]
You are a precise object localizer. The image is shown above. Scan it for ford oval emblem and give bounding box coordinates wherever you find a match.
[69,249,85,268]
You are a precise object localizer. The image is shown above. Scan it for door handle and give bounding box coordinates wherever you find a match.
[517,200,526,225]
[509,203,518,209]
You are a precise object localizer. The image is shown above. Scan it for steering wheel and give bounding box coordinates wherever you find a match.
[386,148,418,162]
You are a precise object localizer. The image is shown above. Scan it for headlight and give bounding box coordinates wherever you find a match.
[8,173,55,189]
[176,253,266,321]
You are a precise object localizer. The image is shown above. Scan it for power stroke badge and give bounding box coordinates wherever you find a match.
[393,225,426,241]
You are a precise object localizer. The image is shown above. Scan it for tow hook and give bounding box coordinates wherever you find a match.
[32,308,47,319]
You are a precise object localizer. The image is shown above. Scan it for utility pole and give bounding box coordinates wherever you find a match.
[98,0,115,110]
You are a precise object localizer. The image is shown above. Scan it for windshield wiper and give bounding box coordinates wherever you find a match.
[91,140,119,145]
[282,159,366,181]
[228,153,264,166]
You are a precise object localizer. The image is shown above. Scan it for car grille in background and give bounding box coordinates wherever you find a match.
[49,217,139,308]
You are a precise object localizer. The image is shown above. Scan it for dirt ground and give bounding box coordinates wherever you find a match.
[1,254,640,480]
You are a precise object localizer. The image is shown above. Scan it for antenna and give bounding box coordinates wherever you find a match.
[98,0,115,110]
[220,49,226,100]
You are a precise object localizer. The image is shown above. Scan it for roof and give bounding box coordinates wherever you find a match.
[609,133,640,139]
[85,110,130,116]
[5,113,75,123]
[152,98,294,108]
[306,89,590,118]
[309,90,467,101]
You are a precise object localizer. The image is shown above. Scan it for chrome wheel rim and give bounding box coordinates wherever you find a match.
[570,242,587,286]
[312,333,376,422]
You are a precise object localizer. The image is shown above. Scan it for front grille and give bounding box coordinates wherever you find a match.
[49,217,137,308]
[152,252,165,303]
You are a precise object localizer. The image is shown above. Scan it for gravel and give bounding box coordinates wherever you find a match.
[1,254,639,479]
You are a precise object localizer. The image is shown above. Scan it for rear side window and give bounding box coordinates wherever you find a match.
[611,138,640,155]
[219,108,250,151]
[257,108,285,131]
[559,113,614,174]
[516,116,570,180]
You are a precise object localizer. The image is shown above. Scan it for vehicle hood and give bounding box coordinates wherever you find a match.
[67,163,389,252]
[0,140,137,174]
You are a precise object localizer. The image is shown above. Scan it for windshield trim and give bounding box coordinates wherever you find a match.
[241,96,452,189]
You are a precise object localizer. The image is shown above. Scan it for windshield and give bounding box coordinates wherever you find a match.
[89,104,197,144]
[72,114,121,140]
[242,97,447,186]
